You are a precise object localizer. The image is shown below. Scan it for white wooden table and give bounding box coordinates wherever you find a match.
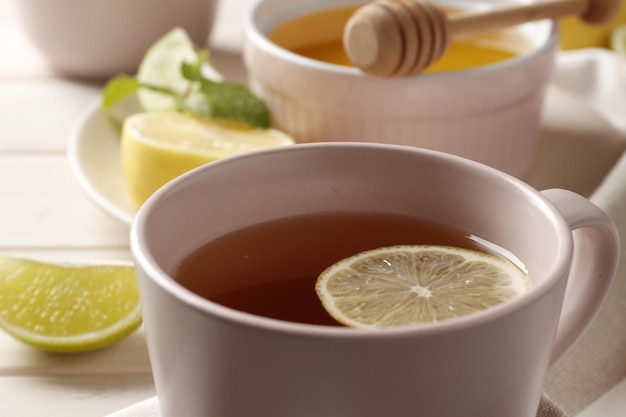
[1,0,625,416]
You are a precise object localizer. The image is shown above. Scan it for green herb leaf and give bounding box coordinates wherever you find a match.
[100,35,271,129]
[191,79,271,128]
[101,75,141,110]
[181,61,204,82]
[181,46,209,82]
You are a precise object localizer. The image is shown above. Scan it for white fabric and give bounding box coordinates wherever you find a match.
[542,49,626,416]
[552,48,626,136]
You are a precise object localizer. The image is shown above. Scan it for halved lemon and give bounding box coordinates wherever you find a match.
[120,110,295,208]
[0,256,141,353]
[316,245,530,328]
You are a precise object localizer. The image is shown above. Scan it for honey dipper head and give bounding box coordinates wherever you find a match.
[580,0,622,24]
[343,0,450,77]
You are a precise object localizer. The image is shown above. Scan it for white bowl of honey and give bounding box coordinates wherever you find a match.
[243,0,559,178]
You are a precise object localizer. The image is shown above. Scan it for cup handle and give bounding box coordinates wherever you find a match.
[540,189,620,363]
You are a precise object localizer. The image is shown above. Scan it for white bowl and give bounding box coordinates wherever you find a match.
[243,0,559,178]
[15,0,220,80]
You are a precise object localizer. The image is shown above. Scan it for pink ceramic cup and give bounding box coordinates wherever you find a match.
[131,143,619,417]
[15,0,219,80]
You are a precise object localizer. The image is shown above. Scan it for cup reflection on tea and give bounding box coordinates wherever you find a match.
[131,142,619,417]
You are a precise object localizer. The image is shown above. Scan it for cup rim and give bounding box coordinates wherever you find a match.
[244,0,560,81]
[131,142,572,339]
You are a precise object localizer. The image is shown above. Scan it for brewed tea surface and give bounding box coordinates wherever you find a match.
[175,211,525,325]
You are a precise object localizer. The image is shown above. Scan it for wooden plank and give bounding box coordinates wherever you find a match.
[0,154,130,248]
[0,248,132,263]
[0,80,99,151]
[0,328,150,376]
[0,374,155,417]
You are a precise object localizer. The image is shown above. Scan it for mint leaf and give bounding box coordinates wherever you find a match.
[181,47,208,82]
[177,45,272,128]
[189,79,271,128]
[196,48,209,69]
[101,43,271,129]
[181,61,203,82]
[101,75,141,110]
[101,75,182,112]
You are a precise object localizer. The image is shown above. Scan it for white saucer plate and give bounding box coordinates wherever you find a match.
[67,87,625,226]
[68,99,136,225]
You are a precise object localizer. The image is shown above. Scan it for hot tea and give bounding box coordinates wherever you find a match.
[135,142,618,417]
[174,211,524,325]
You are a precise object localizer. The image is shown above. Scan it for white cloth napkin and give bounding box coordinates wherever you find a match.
[541,49,626,416]
[551,48,626,136]
[104,49,626,417]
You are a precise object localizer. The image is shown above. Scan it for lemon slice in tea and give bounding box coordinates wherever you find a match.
[0,256,141,353]
[316,245,529,328]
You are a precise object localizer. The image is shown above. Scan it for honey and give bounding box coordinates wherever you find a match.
[269,5,533,73]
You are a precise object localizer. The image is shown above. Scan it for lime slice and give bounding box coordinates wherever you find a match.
[611,24,626,56]
[0,256,141,353]
[136,27,223,111]
[120,110,295,208]
[316,245,530,328]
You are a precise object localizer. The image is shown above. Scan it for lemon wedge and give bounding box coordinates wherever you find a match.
[136,27,223,111]
[316,245,530,328]
[0,256,141,353]
[120,110,295,208]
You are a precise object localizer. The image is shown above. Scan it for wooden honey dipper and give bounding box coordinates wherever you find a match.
[343,0,622,77]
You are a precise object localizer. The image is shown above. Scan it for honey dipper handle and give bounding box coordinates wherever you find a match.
[449,0,620,38]
[343,0,622,77]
